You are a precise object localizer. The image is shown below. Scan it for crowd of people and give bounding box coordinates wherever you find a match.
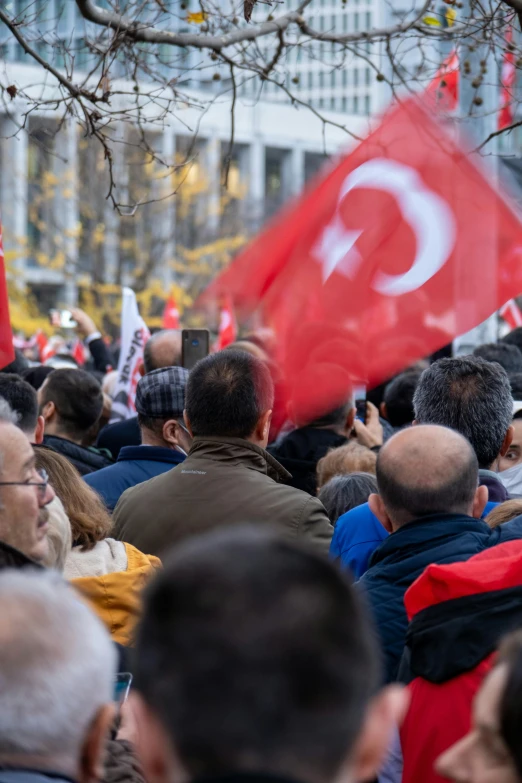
[5,310,522,783]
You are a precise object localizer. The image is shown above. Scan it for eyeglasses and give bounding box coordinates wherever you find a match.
[0,468,49,499]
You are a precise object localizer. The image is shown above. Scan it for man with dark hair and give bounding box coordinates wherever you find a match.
[502,325,522,353]
[381,369,423,430]
[86,367,190,510]
[472,342,522,374]
[97,329,182,460]
[0,374,43,442]
[413,356,514,501]
[358,425,522,683]
[38,369,112,475]
[130,527,406,783]
[113,351,333,556]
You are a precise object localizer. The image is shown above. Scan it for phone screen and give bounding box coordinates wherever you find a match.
[182,329,210,370]
[114,672,133,706]
[49,309,77,329]
[355,399,367,424]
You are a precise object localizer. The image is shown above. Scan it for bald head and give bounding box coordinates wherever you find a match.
[373,425,481,530]
[143,330,182,374]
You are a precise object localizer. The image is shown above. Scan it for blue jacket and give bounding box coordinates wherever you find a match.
[357,512,522,683]
[85,445,185,511]
[330,499,499,579]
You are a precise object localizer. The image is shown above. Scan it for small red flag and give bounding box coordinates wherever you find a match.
[162,294,180,329]
[214,296,237,351]
[71,339,86,366]
[499,22,516,131]
[206,99,522,423]
[427,50,459,111]
[500,299,522,330]
[0,224,14,369]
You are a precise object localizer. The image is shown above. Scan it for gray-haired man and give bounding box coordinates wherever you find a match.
[0,569,116,783]
[85,366,191,511]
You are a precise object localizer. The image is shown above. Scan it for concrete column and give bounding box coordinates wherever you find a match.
[204,137,221,233]
[160,128,176,288]
[0,114,28,281]
[248,140,265,230]
[54,120,79,306]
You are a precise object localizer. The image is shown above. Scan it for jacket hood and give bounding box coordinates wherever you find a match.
[189,436,292,484]
[43,435,113,473]
[402,539,522,683]
[70,542,161,646]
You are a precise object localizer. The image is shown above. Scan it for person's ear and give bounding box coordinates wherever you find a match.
[380,402,388,421]
[500,426,515,457]
[130,692,188,783]
[411,419,417,427]
[183,411,194,437]
[138,361,146,377]
[349,686,409,782]
[253,409,272,447]
[369,493,393,533]
[78,703,115,783]
[34,415,45,444]
[471,484,489,519]
[162,419,180,448]
[41,401,56,424]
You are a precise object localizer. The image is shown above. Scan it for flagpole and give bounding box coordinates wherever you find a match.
[452,0,500,356]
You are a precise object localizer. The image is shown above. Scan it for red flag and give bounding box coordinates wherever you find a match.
[214,296,237,351]
[0,224,14,369]
[206,98,522,423]
[500,299,522,330]
[426,50,459,111]
[499,23,516,131]
[71,339,86,366]
[162,294,180,329]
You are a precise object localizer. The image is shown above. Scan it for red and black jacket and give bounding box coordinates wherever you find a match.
[399,539,522,783]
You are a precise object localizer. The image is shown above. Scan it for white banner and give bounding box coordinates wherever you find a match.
[110,287,150,423]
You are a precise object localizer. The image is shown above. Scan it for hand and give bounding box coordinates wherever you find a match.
[353,401,383,449]
[117,696,140,745]
[71,308,98,339]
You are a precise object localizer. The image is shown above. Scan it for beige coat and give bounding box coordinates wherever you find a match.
[113,436,333,558]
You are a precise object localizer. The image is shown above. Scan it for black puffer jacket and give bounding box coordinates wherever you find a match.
[43,435,113,476]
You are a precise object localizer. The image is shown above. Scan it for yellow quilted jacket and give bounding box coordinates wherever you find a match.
[70,541,161,646]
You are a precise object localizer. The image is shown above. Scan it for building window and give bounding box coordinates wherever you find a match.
[331,14,335,27]
[308,71,313,88]
[365,95,371,115]
[365,11,371,28]
[320,15,324,30]
[330,97,335,110]
[319,98,324,108]
[365,67,371,85]
[331,71,335,87]
[319,71,324,87]
[353,68,359,86]
[354,12,359,31]
[354,95,359,113]
[343,13,348,31]
[342,96,347,112]
[342,69,347,87]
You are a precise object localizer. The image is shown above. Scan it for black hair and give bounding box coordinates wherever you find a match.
[308,404,352,429]
[502,326,522,354]
[1,349,29,376]
[413,357,513,469]
[383,370,423,428]
[473,343,522,375]
[21,365,55,391]
[38,368,103,438]
[134,526,379,781]
[509,373,522,402]
[318,473,378,524]
[185,350,274,439]
[0,374,38,435]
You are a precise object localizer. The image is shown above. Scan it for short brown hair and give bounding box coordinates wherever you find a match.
[34,447,112,551]
[485,499,522,529]
[317,442,377,489]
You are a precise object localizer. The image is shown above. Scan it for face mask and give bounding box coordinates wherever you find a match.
[500,463,522,496]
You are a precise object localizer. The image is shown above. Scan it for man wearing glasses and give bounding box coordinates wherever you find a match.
[0,399,55,564]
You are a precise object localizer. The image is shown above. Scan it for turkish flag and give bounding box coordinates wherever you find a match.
[499,22,516,130]
[214,296,238,351]
[162,295,180,329]
[206,98,522,423]
[426,50,459,112]
[0,224,14,369]
[71,339,86,366]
